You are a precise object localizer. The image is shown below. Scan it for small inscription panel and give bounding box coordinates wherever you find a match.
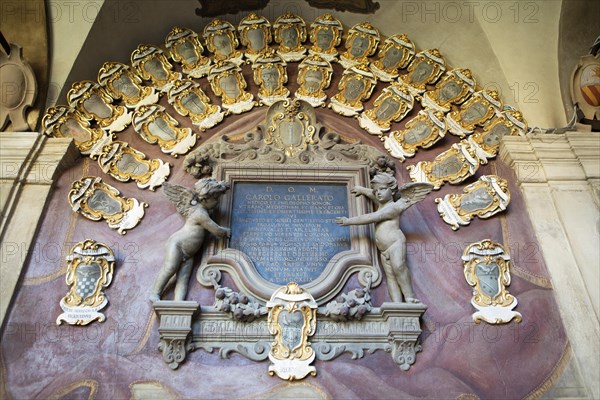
[230,182,351,285]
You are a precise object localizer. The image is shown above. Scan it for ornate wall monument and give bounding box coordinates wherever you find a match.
[1,3,598,399]
[150,99,427,374]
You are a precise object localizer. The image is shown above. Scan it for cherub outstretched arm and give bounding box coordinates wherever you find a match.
[351,185,377,203]
[336,201,406,226]
[194,211,231,238]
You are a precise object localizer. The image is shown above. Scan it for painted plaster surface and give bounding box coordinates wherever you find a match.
[1,60,569,399]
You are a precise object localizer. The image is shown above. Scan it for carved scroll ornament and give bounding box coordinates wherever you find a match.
[238,13,272,61]
[167,79,224,130]
[462,240,522,324]
[400,48,446,97]
[56,240,115,325]
[295,54,333,107]
[358,82,414,136]
[68,177,146,234]
[67,80,132,134]
[308,13,343,62]
[446,89,503,138]
[340,22,380,69]
[370,34,416,82]
[131,44,182,93]
[97,141,171,191]
[407,141,482,189]
[435,175,511,230]
[132,104,197,157]
[98,61,159,109]
[273,13,308,62]
[384,108,446,161]
[165,26,211,78]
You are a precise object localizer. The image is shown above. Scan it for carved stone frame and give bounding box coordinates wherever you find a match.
[196,164,382,305]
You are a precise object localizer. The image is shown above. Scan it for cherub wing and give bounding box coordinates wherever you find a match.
[397,182,435,208]
[163,182,197,218]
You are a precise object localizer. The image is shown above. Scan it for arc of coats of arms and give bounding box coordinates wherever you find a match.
[42,12,529,212]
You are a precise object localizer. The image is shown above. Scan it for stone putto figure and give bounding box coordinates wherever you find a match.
[336,173,433,303]
[150,178,230,302]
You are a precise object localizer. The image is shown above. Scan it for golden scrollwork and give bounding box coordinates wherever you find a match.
[384,108,446,161]
[400,48,446,96]
[57,239,116,325]
[267,282,318,380]
[203,18,243,64]
[370,34,416,82]
[273,13,308,62]
[446,89,503,137]
[407,141,482,189]
[132,104,196,157]
[468,109,528,161]
[264,99,317,157]
[295,54,333,107]
[67,80,132,134]
[462,240,522,324]
[98,61,159,109]
[131,44,182,92]
[308,14,343,62]
[97,141,171,191]
[340,22,380,69]
[358,82,415,136]
[165,26,211,78]
[421,68,476,112]
[238,13,272,61]
[42,105,111,157]
[208,60,255,114]
[167,79,224,130]
[68,177,147,235]
[329,64,377,116]
[252,50,289,106]
[435,175,511,230]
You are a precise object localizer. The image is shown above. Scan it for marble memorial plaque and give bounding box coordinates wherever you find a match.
[229,182,351,285]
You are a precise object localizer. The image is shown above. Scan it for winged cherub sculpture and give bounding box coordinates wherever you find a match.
[150,178,231,302]
[336,173,433,303]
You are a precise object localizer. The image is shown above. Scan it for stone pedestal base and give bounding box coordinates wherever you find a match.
[153,300,199,369]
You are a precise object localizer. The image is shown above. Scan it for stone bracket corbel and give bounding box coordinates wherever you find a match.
[153,300,199,369]
[380,302,426,371]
